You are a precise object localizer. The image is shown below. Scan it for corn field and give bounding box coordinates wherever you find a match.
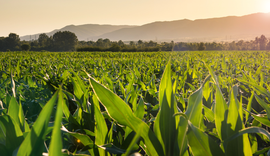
[1,51,270,156]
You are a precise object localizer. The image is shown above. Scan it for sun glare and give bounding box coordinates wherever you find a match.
[262,1,270,13]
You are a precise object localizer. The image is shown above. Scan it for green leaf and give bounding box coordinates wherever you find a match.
[252,114,270,127]
[94,103,108,155]
[88,74,164,156]
[62,90,80,126]
[225,85,252,156]
[134,97,145,119]
[72,72,87,93]
[205,63,228,141]
[253,146,270,155]
[203,106,214,122]
[0,115,24,155]
[245,92,254,124]
[71,77,84,101]
[238,79,270,98]
[49,90,64,156]
[154,59,178,155]
[124,130,141,156]
[177,116,188,156]
[99,144,126,154]
[249,134,258,154]
[185,87,203,127]
[254,94,270,121]
[0,144,9,156]
[8,97,24,131]
[225,127,270,143]
[68,132,94,147]
[17,91,59,156]
[187,121,225,156]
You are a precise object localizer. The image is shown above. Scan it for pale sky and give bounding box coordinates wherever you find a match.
[0,0,270,36]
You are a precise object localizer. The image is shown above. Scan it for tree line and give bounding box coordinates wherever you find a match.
[0,31,78,52]
[0,31,270,52]
[77,35,270,51]
[174,35,270,51]
[76,39,171,52]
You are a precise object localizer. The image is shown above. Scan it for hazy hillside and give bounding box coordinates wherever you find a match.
[96,12,270,42]
[20,24,137,41]
[20,12,270,42]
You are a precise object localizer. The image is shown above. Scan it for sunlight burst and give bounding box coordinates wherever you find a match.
[262,1,270,13]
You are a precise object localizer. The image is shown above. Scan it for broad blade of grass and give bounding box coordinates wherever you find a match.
[225,127,270,143]
[238,79,270,98]
[245,91,254,124]
[94,103,108,155]
[253,146,270,155]
[176,86,203,156]
[0,115,24,155]
[17,91,59,156]
[252,115,270,127]
[187,121,225,156]
[185,87,203,128]
[49,90,64,156]
[203,106,214,122]
[69,132,94,146]
[123,129,141,156]
[134,97,145,120]
[154,60,178,155]
[225,85,252,156]
[71,77,84,102]
[177,115,188,156]
[205,63,228,141]
[0,144,8,156]
[254,94,270,121]
[8,97,24,131]
[88,74,164,156]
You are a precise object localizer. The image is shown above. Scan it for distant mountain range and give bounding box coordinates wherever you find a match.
[20,12,270,42]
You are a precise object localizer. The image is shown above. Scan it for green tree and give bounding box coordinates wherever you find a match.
[4,33,20,51]
[21,43,31,51]
[137,40,144,48]
[236,40,244,50]
[257,35,268,50]
[109,43,121,52]
[30,40,39,48]
[53,31,78,51]
[96,38,104,47]
[147,40,157,47]
[0,37,4,51]
[38,33,49,47]
[267,42,270,50]
[117,40,125,48]
[103,38,111,48]
[198,42,206,51]
[160,42,173,51]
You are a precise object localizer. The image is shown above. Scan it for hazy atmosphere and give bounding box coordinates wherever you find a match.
[2,0,270,156]
[1,0,270,36]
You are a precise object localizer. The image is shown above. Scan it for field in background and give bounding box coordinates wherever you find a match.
[1,51,270,155]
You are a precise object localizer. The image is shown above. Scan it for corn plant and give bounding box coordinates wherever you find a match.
[1,51,270,155]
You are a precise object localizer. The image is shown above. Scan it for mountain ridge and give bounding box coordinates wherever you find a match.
[20,12,270,42]
[20,24,137,41]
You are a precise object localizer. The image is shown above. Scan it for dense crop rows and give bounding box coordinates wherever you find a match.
[1,51,270,155]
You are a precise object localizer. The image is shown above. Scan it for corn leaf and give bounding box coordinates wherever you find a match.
[225,85,252,156]
[88,75,164,156]
[49,90,64,156]
[17,91,59,156]
[154,60,178,155]
[0,115,24,155]
[187,121,225,156]
[254,94,270,121]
